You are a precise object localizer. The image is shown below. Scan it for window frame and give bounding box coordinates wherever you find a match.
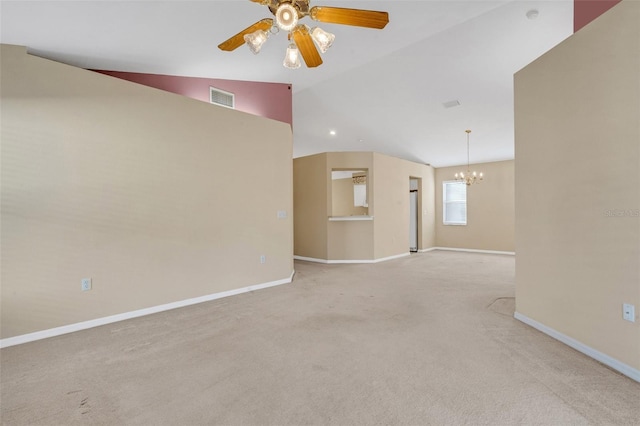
[442,180,467,226]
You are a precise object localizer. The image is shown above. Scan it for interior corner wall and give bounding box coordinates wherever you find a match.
[94,70,293,126]
[515,0,639,372]
[419,164,436,251]
[1,44,294,339]
[293,153,328,260]
[434,160,515,252]
[293,152,435,262]
[372,153,435,259]
[326,152,374,261]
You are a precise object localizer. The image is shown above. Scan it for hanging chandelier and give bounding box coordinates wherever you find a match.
[455,130,484,186]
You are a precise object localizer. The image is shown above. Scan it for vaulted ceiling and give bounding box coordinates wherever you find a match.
[1,0,573,167]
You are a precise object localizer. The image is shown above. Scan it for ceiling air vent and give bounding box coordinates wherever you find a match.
[442,100,461,108]
[210,87,235,109]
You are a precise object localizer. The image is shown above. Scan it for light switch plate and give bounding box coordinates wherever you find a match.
[623,303,635,322]
[81,278,92,291]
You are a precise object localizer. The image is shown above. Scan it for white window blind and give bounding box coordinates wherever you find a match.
[443,181,467,225]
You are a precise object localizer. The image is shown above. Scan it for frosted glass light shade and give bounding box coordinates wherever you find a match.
[244,30,268,54]
[283,43,301,69]
[310,27,335,53]
[275,3,298,31]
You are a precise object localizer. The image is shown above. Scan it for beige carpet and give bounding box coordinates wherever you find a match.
[1,251,639,425]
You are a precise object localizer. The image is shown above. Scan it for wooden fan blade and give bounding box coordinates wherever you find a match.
[218,18,273,51]
[292,25,323,68]
[249,0,278,7]
[310,6,388,29]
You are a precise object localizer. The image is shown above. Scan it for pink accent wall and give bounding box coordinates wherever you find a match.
[574,0,621,32]
[94,70,292,126]
[96,0,623,124]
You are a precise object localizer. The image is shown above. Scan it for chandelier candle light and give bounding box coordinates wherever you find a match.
[455,130,484,186]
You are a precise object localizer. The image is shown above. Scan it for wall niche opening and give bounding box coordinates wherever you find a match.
[331,169,369,217]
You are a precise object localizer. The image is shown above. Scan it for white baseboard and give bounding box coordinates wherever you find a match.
[380,252,411,262]
[418,247,437,253]
[0,271,296,349]
[431,247,515,256]
[294,252,410,264]
[293,255,329,264]
[514,311,640,383]
[330,252,411,264]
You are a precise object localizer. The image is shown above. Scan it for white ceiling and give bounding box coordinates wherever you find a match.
[1,0,573,167]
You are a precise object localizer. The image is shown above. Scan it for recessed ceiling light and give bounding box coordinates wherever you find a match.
[526,9,539,20]
[329,130,336,136]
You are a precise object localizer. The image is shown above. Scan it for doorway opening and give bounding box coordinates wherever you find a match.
[410,178,420,252]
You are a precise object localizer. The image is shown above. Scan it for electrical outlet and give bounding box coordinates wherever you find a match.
[81,278,92,291]
[623,303,635,322]
[277,210,287,219]
[260,255,266,264]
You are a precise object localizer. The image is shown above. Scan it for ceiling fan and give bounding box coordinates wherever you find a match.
[218,0,389,69]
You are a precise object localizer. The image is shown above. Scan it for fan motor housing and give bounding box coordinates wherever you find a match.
[268,0,310,18]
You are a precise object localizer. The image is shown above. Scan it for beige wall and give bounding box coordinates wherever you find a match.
[293,151,435,261]
[326,152,375,260]
[1,45,294,339]
[514,0,639,372]
[327,220,374,260]
[293,153,328,259]
[373,153,435,259]
[434,160,515,252]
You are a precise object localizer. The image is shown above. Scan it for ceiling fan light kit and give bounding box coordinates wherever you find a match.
[283,43,302,69]
[310,26,334,53]
[243,29,269,54]
[218,0,389,69]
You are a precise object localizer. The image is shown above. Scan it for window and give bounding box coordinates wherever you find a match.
[443,181,466,225]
